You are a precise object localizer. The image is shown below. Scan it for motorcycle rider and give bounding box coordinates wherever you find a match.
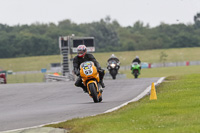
[132,55,141,70]
[132,56,142,70]
[73,44,105,92]
[107,54,120,69]
[132,56,141,64]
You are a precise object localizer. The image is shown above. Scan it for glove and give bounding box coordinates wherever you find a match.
[76,71,80,76]
[98,68,105,73]
[97,67,101,72]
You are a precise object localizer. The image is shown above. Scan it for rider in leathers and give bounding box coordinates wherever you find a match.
[107,54,120,70]
[73,45,105,92]
[132,55,141,70]
[132,56,141,64]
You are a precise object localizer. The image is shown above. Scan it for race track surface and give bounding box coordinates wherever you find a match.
[0,78,160,132]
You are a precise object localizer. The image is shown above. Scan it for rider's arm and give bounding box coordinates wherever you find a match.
[115,58,119,62]
[88,54,101,70]
[138,59,141,64]
[73,56,80,76]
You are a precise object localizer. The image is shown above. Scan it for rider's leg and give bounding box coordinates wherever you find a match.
[75,76,87,92]
[98,69,105,88]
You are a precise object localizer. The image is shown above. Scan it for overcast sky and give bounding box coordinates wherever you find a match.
[0,0,199,27]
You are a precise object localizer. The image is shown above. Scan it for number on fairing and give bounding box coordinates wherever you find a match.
[82,62,93,75]
[83,67,93,75]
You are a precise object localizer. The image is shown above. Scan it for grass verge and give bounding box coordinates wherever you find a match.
[122,65,200,79]
[45,74,200,133]
[7,73,45,83]
[1,47,200,72]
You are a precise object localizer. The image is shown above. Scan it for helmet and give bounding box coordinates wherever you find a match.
[111,54,116,58]
[136,56,139,59]
[77,45,87,57]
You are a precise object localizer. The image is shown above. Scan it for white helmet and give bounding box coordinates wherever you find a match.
[111,54,116,58]
[136,56,139,59]
[77,45,87,57]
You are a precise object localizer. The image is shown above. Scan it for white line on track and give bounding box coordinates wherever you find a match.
[104,77,165,113]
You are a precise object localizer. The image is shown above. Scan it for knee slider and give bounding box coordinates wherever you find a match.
[75,82,80,87]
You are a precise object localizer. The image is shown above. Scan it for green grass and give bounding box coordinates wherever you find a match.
[46,74,200,133]
[0,55,62,72]
[7,73,45,83]
[122,65,200,79]
[1,47,200,72]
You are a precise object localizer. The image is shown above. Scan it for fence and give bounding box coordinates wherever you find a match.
[151,61,200,68]
[119,61,200,70]
[44,74,75,82]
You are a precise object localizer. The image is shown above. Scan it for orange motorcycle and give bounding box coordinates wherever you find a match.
[80,61,103,103]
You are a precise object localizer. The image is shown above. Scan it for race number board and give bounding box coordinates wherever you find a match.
[72,37,95,53]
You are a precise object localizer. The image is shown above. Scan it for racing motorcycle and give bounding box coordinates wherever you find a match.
[107,60,120,79]
[80,61,102,103]
[131,62,141,79]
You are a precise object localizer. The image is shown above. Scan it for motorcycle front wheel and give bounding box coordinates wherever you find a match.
[89,83,99,103]
[134,73,138,78]
[134,71,138,78]
[110,69,117,80]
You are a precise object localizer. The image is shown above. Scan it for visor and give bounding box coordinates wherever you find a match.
[78,50,84,55]
[77,49,86,57]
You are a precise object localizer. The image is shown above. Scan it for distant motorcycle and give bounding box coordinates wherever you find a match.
[107,60,120,79]
[80,61,102,103]
[131,62,141,79]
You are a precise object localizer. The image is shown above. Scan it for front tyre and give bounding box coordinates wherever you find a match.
[110,69,117,80]
[99,96,102,102]
[134,70,138,78]
[134,73,138,78]
[89,83,99,103]
[112,75,116,79]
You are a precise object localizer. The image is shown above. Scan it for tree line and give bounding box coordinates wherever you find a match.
[0,13,200,58]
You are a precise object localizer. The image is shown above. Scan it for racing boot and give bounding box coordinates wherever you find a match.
[99,80,105,88]
[99,88,103,93]
[80,84,88,93]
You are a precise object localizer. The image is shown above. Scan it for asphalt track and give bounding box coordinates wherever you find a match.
[0,78,161,132]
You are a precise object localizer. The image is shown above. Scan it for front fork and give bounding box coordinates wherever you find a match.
[87,80,101,97]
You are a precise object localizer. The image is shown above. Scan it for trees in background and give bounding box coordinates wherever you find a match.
[194,13,200,28]
[1,13,200,58]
